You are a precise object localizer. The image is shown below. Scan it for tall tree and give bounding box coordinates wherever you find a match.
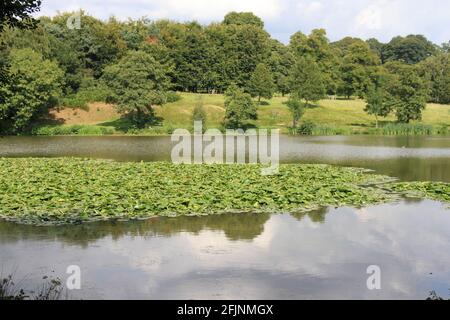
[102,50,170,128]
[0,48,64,134]
[223,84,257,129]
[289,56,326,108]
[382,35,437,64]
[420,53,450,104]
[364,71,393,128]
[1,0,42,108]
[247,63,275,102]
[336,41,380,98]
[290,29,340,95]
[385,62,428,123]
[268,39,295,96]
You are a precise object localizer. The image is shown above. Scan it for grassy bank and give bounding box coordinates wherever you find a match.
[33,93,450,136]
[0,158,449,225]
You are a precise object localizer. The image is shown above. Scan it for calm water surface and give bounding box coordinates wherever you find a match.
[0,135,449,299]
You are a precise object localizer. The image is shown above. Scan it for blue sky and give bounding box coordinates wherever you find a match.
[38,0,450,45]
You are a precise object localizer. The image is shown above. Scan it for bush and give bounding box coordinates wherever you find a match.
[166,91,182,103]
[297,121,316,135]
[32,125,115,136]
[60,83,111,110]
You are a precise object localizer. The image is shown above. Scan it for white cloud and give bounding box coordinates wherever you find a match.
[356,3,383,30]
[297,0,324,15]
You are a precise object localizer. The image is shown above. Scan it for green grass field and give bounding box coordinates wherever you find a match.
[37,93,450,135]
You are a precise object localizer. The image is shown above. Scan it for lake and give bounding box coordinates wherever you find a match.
[1,135,449,299]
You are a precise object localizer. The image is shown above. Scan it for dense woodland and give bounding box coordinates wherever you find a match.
[0,1,450,134]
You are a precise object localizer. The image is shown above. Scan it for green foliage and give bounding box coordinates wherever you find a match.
[337,41,380,98]
[364,72,394,127]
[382,35,436,64]
[32,124,115,136]
[191,96,207,126]
[165,91,181,103]
[368,123,435,135]
[60,79,111,109]
[388,181,450,203]
[0,48,64,134]
[223,84,257,128]
[102,50,170,128]
[289,56,326,106]
[385,62,428,123]
[297,120,316,135]
[290,29,340,94]
[223,12,264,28]
[0,0,41,31]
[247,63,275,101]
[420,53,450,104]
[286,97,305,129]
[0,158,400,225]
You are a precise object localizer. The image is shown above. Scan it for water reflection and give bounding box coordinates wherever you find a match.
[0,212,271,246]
[1,200,449,299]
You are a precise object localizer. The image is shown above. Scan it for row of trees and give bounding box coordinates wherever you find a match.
[1,4,449,132]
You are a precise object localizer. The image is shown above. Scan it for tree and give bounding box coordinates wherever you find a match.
[102,50,170,128]
[223,12,264,28]
[366,38,384,60]
[290,29,340,95]
[336,41,380,98]
[268,39,294,96]
[420,53,450,104]
[223,84,257,129]
[385,62,428,123]
[248,63,275,102]
[0,48,64,133]
[191,96,207,126]
[364,72,393,128]
[382,35,437,64]
[286,97,305,130]
[0,0,41,31]
[289,56,326,108]
[1,0,42,111]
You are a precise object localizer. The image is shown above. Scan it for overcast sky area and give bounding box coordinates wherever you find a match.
[38,0,450,45]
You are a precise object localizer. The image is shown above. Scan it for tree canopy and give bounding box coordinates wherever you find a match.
[102,50,170,128]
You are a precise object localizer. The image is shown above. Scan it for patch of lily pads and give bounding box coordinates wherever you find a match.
[0,158,448,225]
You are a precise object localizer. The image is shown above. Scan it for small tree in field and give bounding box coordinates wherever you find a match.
[286,96,305,131]
[248,63,275,103]
[364,73,393,128]
[224,84,257,129]
[191,96,207,126]
[102,50,170,128]
[289,56,326,108]
[385,63,428,123]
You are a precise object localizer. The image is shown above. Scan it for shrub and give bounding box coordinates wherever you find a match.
[32,125,115,136]
[166,91,182,103]
[60,83,111,110]
[297,121,316,135]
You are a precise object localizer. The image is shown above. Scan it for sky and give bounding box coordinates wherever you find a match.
[37,0,450,45]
